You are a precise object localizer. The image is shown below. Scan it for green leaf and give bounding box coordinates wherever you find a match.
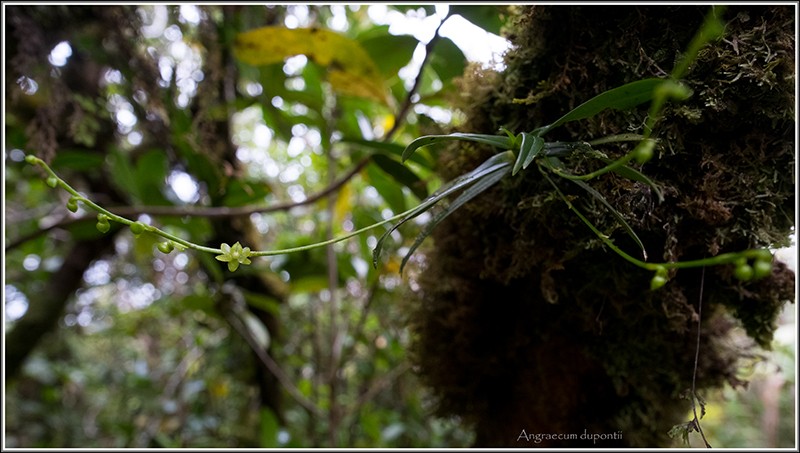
[241,289,282,316]
[373,151,514,268]
[359,28,419,78]
[340,137,434,169]
[107,148,141,203]
[366,162,407,214]
[371,154,428,200]
[223,180,272,207]
[401,159,510,272]
[512,132,544,176]
[259,408,280,448]
[52,150,105,171]
[449,5,506,35]
[234,26,388,104]
[429,37,466,82]
[542,78,667,134]
[402,133,512,162]
[135,150,168,205]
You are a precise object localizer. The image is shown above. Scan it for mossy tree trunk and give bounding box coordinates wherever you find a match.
[411,5,794,447]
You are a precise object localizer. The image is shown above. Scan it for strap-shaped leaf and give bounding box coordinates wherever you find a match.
[402,133,513,162]
[340,137,434,169]
[546,157,648,261]
[400,162,510,272]
[373,151,514,267]
[540,78,667,135]
[512,132,545,175]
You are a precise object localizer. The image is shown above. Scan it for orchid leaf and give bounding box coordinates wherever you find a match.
[402,133,513,162]
[540,78,667,135]
[373,151,515,267]
[401,161,510,272]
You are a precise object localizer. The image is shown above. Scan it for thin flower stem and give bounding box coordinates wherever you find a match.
[26,155,414,260]
[542,166,768,272]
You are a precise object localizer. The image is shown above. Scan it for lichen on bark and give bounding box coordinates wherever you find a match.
[409,5,795,447]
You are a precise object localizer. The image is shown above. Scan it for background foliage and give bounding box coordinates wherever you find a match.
[3,4,795,448]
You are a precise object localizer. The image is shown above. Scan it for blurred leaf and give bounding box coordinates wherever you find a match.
[428,37,466,83]
[382,423,405,443]
[359,29,419,78]
[339,137,434,170]
[107,148,141,203]
[180,294,217,316]
[241,290,281,316]
[290,275,329,294]
[135,150,168,205]
[223,179,272,207]
[242,311,270,350]
[52,150,105,172]
[235,26,388,104]
[259,408,279,448]
[449,5,506,35]
[334,182,354,225]
[372,154,428,200]
[366,162,407,214]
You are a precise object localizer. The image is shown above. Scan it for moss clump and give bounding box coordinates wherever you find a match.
[410,6,795,447]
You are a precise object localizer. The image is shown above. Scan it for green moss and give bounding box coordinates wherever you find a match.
[410,5,795,447]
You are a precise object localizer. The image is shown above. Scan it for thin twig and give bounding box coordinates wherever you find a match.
[691,265,712,448]
[222,304,323,419]
[383,13,452,141]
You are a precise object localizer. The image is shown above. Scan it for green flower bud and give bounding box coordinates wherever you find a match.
[734,263,754,281]
[753,259,772,280]
[25,155,38,164]
[634,140,655,165]
[754,249,773,262]
[96,214,111,233]
[46,177,59,188]
[650,274,668,291]
[129,221,146,236]
[66,197,80,213]
[157,242,175,254]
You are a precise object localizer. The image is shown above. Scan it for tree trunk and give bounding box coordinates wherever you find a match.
[411,5,795,447]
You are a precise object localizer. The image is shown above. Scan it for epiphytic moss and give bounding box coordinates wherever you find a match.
[409,5,794,447]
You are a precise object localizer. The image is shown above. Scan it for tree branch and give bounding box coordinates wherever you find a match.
[384,13,451,141]
[221,302,323,419]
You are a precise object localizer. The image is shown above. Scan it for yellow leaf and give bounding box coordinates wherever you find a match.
[334,182,353,227]
[234,26,388,105]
